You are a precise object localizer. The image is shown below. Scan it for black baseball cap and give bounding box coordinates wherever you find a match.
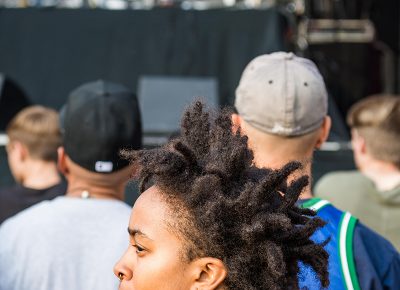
[60,80,142,173]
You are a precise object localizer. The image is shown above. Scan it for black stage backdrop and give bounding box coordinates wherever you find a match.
[0,8,287,109]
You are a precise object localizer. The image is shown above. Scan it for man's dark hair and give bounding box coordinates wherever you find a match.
[125,101,329,290]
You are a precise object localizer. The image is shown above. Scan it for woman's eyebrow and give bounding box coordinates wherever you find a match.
[127,227,153,241]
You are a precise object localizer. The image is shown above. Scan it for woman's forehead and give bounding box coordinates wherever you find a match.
[130,186,190,245]
[129,186,171,239]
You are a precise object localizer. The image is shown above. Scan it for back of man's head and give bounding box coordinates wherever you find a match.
[60,80,142,177]
[348,95,400,169]
[7,105,61,162]
[235,52,328,137]
[234,52,330,167]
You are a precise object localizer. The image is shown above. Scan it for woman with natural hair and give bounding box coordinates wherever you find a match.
[114,101,329,290]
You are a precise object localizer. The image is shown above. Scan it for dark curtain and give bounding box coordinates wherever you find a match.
[0,8,287,109]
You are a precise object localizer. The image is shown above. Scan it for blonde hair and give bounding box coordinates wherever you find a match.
[347,95,400,168]
[6,105,62,162]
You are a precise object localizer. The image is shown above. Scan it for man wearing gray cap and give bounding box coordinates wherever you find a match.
[233,52,400,289]
[0,80,142,290]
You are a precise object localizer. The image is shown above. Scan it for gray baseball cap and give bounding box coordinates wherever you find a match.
[235,52,328,136]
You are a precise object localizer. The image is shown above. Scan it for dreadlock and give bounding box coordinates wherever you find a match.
[125,101,329,290]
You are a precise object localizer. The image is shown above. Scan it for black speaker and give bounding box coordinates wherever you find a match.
[138,76,219,147]
[0,74,31,132]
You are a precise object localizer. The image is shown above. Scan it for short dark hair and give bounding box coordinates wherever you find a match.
[348,95,400,169]
[126,102,329,289]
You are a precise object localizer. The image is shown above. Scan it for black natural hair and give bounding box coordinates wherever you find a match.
[125,101,329,290]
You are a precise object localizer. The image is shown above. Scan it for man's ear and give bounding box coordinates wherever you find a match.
[351,129,367,154]
[190,257,227,290]
[315,116,331,149]
[12,141,28,161]
[57,147,69,175]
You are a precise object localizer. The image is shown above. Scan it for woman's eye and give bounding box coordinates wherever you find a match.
[132,244,145,254]
[135,245,144,254]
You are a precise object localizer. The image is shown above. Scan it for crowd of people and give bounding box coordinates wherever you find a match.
[0,51,399,290]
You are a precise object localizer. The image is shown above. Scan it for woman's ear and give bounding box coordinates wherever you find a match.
[190,257,227,290]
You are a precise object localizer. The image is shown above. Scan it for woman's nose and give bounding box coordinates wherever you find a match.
[114,253,133,283]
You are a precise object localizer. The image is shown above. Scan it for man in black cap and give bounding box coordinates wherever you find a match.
[0,80,142,290]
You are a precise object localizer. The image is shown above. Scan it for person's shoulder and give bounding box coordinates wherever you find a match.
[314,170,366,196]
[0,186,17,206]
[49,180,67,192]
[0,184,26,199]
[354,221,400,265]
[0,185,17,194]
[317,170,364,184]
[0,184,58,201]
[0,198,56,234]
[352,221,400,286]
[355,222,397,249]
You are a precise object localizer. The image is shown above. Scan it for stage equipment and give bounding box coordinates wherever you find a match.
[138,76,218,147]
[0,74,31,133]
